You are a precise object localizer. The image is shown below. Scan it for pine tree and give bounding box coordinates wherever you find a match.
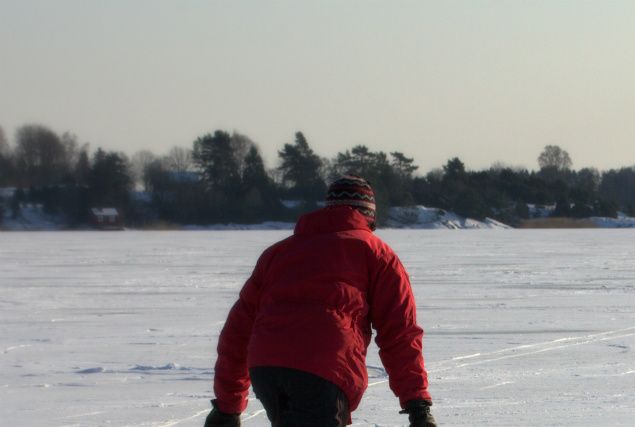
[277,132,325,202]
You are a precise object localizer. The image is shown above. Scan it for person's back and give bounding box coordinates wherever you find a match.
[206,176,436,427]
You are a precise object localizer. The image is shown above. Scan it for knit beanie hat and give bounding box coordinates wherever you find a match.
[326,174,376,226]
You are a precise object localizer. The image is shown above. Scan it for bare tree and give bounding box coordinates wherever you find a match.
[0,125,8,156]
[130,150,157,190]
[538,145,572,171]
[426,168,444,183]
[60,132,80,169]
[0,125,13,185]
[14,124,67,186]
[231,132,255,175]
[75,144,91,186]
[489,161,511,172]
[164,146,192,173]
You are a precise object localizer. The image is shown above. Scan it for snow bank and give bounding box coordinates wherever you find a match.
[129,362,185,371]
[527,203,556,218]
[1,204,63,231]
[386,205,512,229]
[590,212,635,228]
[0,187,16,199]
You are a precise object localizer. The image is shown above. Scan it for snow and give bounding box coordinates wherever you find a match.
[280,200,303,209]
[182,222,294,231]
[0,187,16,199]
[591,212,635,228]
[527,204,556,218]
[386,205,512,229]
[91,208,120,217]
[0,204,63,230]
[1,230,634,426]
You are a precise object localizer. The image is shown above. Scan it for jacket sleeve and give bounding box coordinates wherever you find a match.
[368,247,432,407]
[212,252,266,414]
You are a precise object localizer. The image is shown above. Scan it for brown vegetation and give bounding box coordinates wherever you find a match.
[518,217,597,229]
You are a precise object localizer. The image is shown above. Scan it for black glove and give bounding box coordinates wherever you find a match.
[203,400,241,427]
[399,399,437,427]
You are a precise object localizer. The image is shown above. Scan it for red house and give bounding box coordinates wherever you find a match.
[90,208,123,230]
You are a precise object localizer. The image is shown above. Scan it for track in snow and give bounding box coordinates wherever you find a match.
[367,326,635,388]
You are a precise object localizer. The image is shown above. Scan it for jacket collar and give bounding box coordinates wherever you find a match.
[294,206,372,235]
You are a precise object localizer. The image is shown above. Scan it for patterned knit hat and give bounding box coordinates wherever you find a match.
[326,174,376,225]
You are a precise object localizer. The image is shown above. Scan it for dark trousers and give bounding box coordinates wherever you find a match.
[249,366,349,427]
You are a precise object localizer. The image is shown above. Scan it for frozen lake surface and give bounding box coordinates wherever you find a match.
[1,229,634,426]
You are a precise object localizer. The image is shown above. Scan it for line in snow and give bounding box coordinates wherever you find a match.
[435,326,635,367]
[447,332,635,370]
[451,353,481,361]
[479,381,514,390]
[242,409,266,423]
[155,407,266,426]
[153,409,209,427]
[368,326,635,387]
[2,344,32,354]
[62,411,105,419]
[575,370,635,378]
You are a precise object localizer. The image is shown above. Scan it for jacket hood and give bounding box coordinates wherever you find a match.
[294,206,372,235]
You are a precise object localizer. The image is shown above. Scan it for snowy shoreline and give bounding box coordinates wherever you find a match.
[2,204,635,231]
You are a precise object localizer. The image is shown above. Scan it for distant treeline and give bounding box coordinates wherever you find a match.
[0,124,634,227]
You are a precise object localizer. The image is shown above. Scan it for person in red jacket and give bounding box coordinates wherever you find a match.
[205,175,436,427]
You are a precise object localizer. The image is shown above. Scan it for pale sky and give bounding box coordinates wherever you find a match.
[1,0,634,172]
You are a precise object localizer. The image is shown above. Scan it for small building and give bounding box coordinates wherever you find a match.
[90,207,123,230]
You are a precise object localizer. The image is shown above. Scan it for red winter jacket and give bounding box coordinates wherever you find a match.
[213,206,431,418]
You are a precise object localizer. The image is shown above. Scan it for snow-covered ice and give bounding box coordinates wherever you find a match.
[1,229,634,426]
